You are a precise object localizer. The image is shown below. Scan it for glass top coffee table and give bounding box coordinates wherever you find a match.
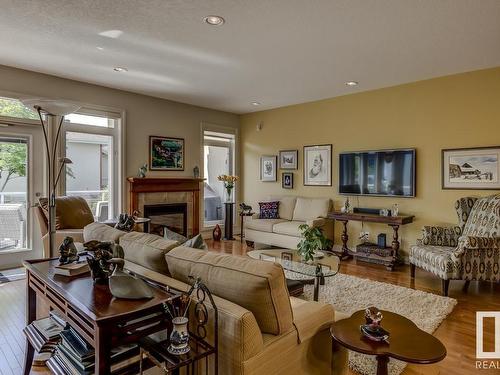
[247,249,340,301]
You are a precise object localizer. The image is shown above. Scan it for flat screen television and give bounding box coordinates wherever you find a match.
[339,149,416,197]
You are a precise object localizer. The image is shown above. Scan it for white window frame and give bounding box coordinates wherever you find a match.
[60,107,124,219]
[201,122,239,229]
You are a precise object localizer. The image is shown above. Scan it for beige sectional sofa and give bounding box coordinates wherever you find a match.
[244,196,334,249]
[82,222,347,375]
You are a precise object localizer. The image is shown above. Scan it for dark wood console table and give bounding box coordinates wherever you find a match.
[23,258,179,375]
[328,211,414,270]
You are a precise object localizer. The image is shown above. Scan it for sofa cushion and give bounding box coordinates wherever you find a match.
[292,197,330,221]
[83,222,126,243]
[409,244,458,280]
[165,246,294,335]
[182,233,207,249]
[39,196,94,230]
[272,221,305,237]
[120,232,178,275]
[259,201,280,219]
[246,218,287,233]
[269,196,297,221]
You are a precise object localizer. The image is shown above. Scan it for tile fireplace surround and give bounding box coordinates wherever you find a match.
[127,177,204,236]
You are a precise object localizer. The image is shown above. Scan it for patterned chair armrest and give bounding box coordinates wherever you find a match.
[421,225,462,246]
[457,236,500,250]
[453,236,500,281]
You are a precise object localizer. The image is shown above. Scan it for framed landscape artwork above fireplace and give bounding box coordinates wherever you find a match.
[149,136,185,171]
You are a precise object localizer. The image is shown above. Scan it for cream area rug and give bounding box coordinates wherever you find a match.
[286,271,457,375]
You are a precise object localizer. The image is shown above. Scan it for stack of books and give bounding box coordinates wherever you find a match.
[54,261,90,277]
[23,311,67,365]
[52,327,140,374]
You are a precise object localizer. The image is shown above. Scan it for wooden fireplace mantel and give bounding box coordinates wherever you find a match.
[127,177,205,235]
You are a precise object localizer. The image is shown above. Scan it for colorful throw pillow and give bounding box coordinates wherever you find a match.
[259,201,280,219]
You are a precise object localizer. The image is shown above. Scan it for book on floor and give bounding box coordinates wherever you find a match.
[54,261,90,276]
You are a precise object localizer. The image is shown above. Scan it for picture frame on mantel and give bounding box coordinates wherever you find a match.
[442,146,500,190]
[149,136,185,171]
[303,144,332,186]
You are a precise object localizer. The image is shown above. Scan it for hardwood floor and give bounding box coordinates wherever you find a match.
[1,238,498,374]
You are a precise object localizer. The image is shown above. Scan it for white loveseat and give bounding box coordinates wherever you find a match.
[244,196,334,249]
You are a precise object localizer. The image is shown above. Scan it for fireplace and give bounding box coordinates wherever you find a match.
[127,177,204,237]
[144,203,188,237]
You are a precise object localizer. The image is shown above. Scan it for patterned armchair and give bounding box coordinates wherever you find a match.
[409,194,500,296]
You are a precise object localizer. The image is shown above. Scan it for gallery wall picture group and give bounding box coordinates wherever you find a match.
[442,146,500,189]
[149,136,185,171]
[304,144,332,186]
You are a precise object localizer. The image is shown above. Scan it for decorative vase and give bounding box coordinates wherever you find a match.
[224,187,234,203]
[168,317,190,355]
[212,224,222,241]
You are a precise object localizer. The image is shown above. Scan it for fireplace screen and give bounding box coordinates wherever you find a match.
[143,203,188,237]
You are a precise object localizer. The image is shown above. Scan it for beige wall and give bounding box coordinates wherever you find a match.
[240,67,500,257]
[0,65,239,267]
[0,64,239,201]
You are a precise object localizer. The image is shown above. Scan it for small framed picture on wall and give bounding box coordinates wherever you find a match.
[303,144,332,186]
[279,150,298,169]
[442,146,500,189]
[282,172,293,189]
[260,155,277,182]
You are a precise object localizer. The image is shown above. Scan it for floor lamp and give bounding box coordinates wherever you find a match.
[21,99,81,257]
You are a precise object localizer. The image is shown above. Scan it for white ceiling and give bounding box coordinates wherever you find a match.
[1,0,500,114]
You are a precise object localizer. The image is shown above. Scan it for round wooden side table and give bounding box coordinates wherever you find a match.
[331,310,446,375]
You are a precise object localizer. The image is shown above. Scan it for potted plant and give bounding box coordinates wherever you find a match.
[297,224,333,262]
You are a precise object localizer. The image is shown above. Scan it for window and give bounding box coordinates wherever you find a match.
[0,136,28,251]
[203,130,235,226]
[0,97,37,120]
[62,110,121,221]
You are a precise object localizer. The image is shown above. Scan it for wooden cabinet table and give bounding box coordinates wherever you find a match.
[328,211,414,270]
[23,258,179,375]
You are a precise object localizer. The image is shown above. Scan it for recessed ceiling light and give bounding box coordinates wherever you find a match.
[251,101,261,106]
[96,46,104,51]
[113,67,128,72]
[204,15,225,26]
[345,81,359,86]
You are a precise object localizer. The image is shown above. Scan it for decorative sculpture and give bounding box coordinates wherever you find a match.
[84,241,123,284]
[114,213,135,232]
[108,258,153,299]
[58,236,79,265]
[239,202,253,215]
[138,163,147,178]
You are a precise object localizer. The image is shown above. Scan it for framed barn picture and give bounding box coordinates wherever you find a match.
[442,146,500,189]
[149,136,185,171]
